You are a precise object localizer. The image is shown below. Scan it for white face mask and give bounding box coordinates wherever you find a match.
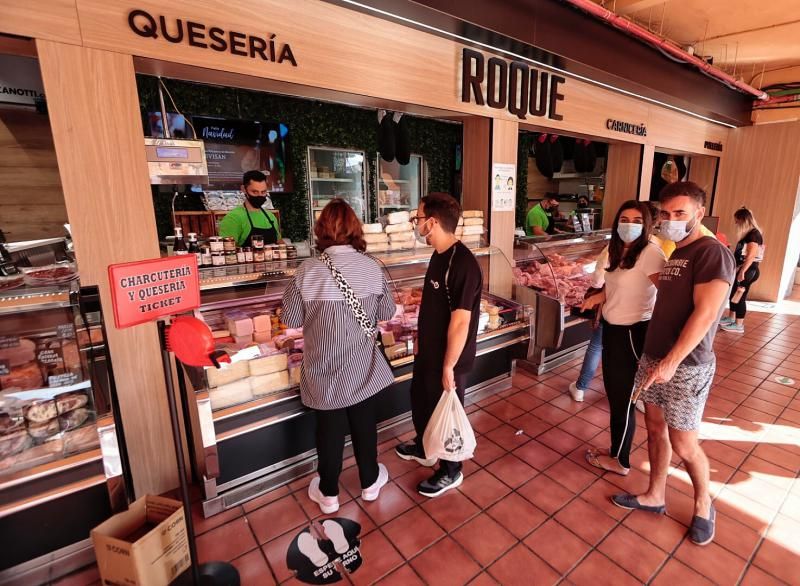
[660,218,696,242]
[616,223,643,243]
[414,217,432,245]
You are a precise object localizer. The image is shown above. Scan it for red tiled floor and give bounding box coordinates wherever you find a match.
[410,537,482,586]
[512,438,562,471]
[651,558,714,586]
[452,513,517,567]
[487,544,560,586]
[568,550,641,586]
[471,436,507,467]
[230,549,276,586]
[376,564,425,585]
[421,488,481,531]
[261,529,299,583]
[487,492,548,539]
[739,564,788,586]
[622,509,688,553]
[381,506,445,559]
[597,524,670,583]
[349,529,405,585]
[517,473,575,514]
[524,519,592,574]
[544,458,597,493]
[196,516,259,564]
[483,399,526,422]
[554,497,618,545]
[458,469,512,509]
[483,423,532,452]
[246,494,307,545]
[484,453,537,488]
[673,540,749,585]
[359,482,415,526]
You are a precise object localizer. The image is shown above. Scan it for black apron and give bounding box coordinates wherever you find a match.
[245,208,279,246]
[544,211,556,234]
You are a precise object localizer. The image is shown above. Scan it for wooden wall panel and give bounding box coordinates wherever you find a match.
[36,40,177,496]
[638,144,655,201]
[489,119,518,297]
[603,142,642,227]
[462,117,491,217]
[0,108,69,241]
[715,122,800,301]
[526,158,557,202]
[688,155,719,200]
[0,0,81,44]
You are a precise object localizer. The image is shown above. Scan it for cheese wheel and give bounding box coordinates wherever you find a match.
[463,210,484,218]
[385,222,412,234]
[366,243,389,253]
[250,371,290,396]
[209,379,253,410]
[389,231,414,243]
[205,360,249,388]
[364,233,389,244]
[249,353,288,376]
[387,211,410,225]
[464,218,484,226]
[362,223,384,234]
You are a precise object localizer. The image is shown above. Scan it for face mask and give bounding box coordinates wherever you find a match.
[246,195,268,208]
[660,218,695,242]
[617,223,643,243]
[415,218,432,245]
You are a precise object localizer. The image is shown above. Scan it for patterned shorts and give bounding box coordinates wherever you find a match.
[635,355,715,431]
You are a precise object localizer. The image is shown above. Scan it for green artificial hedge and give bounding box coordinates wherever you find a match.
[516,132,535,229]
[137,76,462,241]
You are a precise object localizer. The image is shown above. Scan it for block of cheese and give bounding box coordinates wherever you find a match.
[205,360,249,388]
[209,379,253,410]
[463,210,484,218]
[212,329,231,339]
[364,233,389,244]
[254,331,272,343]
[387,211,410,225]
[233,334,253,347]
[366,243,389,253]
[225,315,254,337]
[362,223,384,234]
[250,371,290,396]
[252,314,272,333]
[464,218,484,226]
[385,222,412,234]
[462,225,484,235]
[385,343,407,360]
[389,241,412,251]
[389,231,414,243]
[461,234,481,243]
[249,352,288,376]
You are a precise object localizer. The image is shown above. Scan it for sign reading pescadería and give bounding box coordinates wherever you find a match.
[127,9,298,66]
[461,48,565,121]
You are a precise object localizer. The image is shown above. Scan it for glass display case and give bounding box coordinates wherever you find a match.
[184,246,529,517]
[307,146,367,231]
[513,231,611,374]
[376,154,424,220]
[0,280,127,582]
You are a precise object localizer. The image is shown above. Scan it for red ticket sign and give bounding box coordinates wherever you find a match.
[108,256,200,328]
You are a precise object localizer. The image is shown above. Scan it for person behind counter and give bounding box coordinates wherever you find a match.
[395,192,483,498]
[720,207,764,333]
[282,199,395,515]
[218,170,282,247]
[525,196,561,236]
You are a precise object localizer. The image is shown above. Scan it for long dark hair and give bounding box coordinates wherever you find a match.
[607,200,653,272]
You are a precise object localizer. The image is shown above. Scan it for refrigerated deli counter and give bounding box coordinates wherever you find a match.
[0,278,128,583]
[513,231,611,375]
[182,245,530,517]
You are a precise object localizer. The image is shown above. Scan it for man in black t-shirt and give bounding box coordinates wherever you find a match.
[612,182,735,547]
[395,193,483,497]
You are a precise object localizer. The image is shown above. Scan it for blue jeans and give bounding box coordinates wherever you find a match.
[577,324,603,389]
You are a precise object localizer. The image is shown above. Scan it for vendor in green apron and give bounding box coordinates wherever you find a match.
[219,170,282,246]
[525,196,559,236]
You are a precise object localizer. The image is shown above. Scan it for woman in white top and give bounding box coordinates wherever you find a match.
[581,201,666,475]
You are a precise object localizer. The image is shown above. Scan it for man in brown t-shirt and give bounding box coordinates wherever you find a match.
[612,182,735,547]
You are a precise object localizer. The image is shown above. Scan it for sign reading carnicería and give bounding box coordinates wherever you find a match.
[127,9,298,66]
[606,118,647,137]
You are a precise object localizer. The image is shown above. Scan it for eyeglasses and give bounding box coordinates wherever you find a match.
[410,215,429,225]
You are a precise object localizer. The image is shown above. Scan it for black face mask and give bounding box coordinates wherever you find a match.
[246,195,268,209]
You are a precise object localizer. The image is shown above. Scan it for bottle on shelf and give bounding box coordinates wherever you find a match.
[187,233,201,265]
[173,226,188,256]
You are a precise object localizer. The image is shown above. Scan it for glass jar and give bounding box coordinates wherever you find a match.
[200,246,212,266]
[211,252,226,266]
[225,251,238,265]
[286,245,297,259]
[243,247,254,263]
[251,235,264,250]
[236,248,246,263]
[208,237,224,253]
[264,246,275,261]
[253,248,266,263]
[223,237,237,253]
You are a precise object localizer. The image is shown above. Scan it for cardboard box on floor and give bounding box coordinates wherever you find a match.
[91,495,191,585]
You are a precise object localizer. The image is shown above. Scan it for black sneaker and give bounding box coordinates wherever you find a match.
[417,469,463,497]
[395,441,437,467]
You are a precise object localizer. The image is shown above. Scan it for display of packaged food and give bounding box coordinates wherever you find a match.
[249,371,291,396]
[56,391,89,414]
[225,314,254,337]
[76,327,104,346]
[362,223,384,234]
[0,436,61,472]
[389,241,413,251]
[252,314,272,333]
[463,218,484,226]
[385,222,412,234]
[59,407,90,431]
[364,233,389,244]
[253,331,272,343]
[463,210,484,218]
[63,424,99,454]
[23,400,58,423]
[461,225,484,236]
[233,334,254,347]
[0,412,25,435]
[388,231,414,243]
[212,329,231,339]
[0,275,24,292]
[0,361,43,392]
[366,243,389,253]
[387,211,410,225]
[28,418,60,440]
[209,379,253,410]
[248,352,288,376]
[205,360,249,388]
[21,263,78,286]
[0,429,31,458]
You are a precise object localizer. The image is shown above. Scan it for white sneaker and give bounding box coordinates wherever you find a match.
[322,519,350,554]
[569,382,585,402]
[298,532,328,567]
[308,477,339,514]
[361,463,389,502]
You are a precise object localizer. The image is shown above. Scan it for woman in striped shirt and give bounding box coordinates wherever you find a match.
[282,199,396,514]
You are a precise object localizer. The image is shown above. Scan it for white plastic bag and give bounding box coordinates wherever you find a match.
[422,391,477,462]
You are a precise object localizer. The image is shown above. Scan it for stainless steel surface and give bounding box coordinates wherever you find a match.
[0,538,95,586]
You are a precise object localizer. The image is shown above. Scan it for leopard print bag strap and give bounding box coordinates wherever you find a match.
[319,252,378,341]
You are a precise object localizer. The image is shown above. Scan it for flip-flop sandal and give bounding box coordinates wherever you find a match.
[611,493,666,514]
[689,503,716,546]
[585,450,630,476]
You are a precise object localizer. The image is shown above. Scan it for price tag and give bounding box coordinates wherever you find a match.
[57,324,76,339]
[0,360,9,376]
[48,373,79,387]
[38,349,62,366]
[0,336,20,349]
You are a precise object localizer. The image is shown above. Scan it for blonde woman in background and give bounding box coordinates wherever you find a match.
[720,207,764,334]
